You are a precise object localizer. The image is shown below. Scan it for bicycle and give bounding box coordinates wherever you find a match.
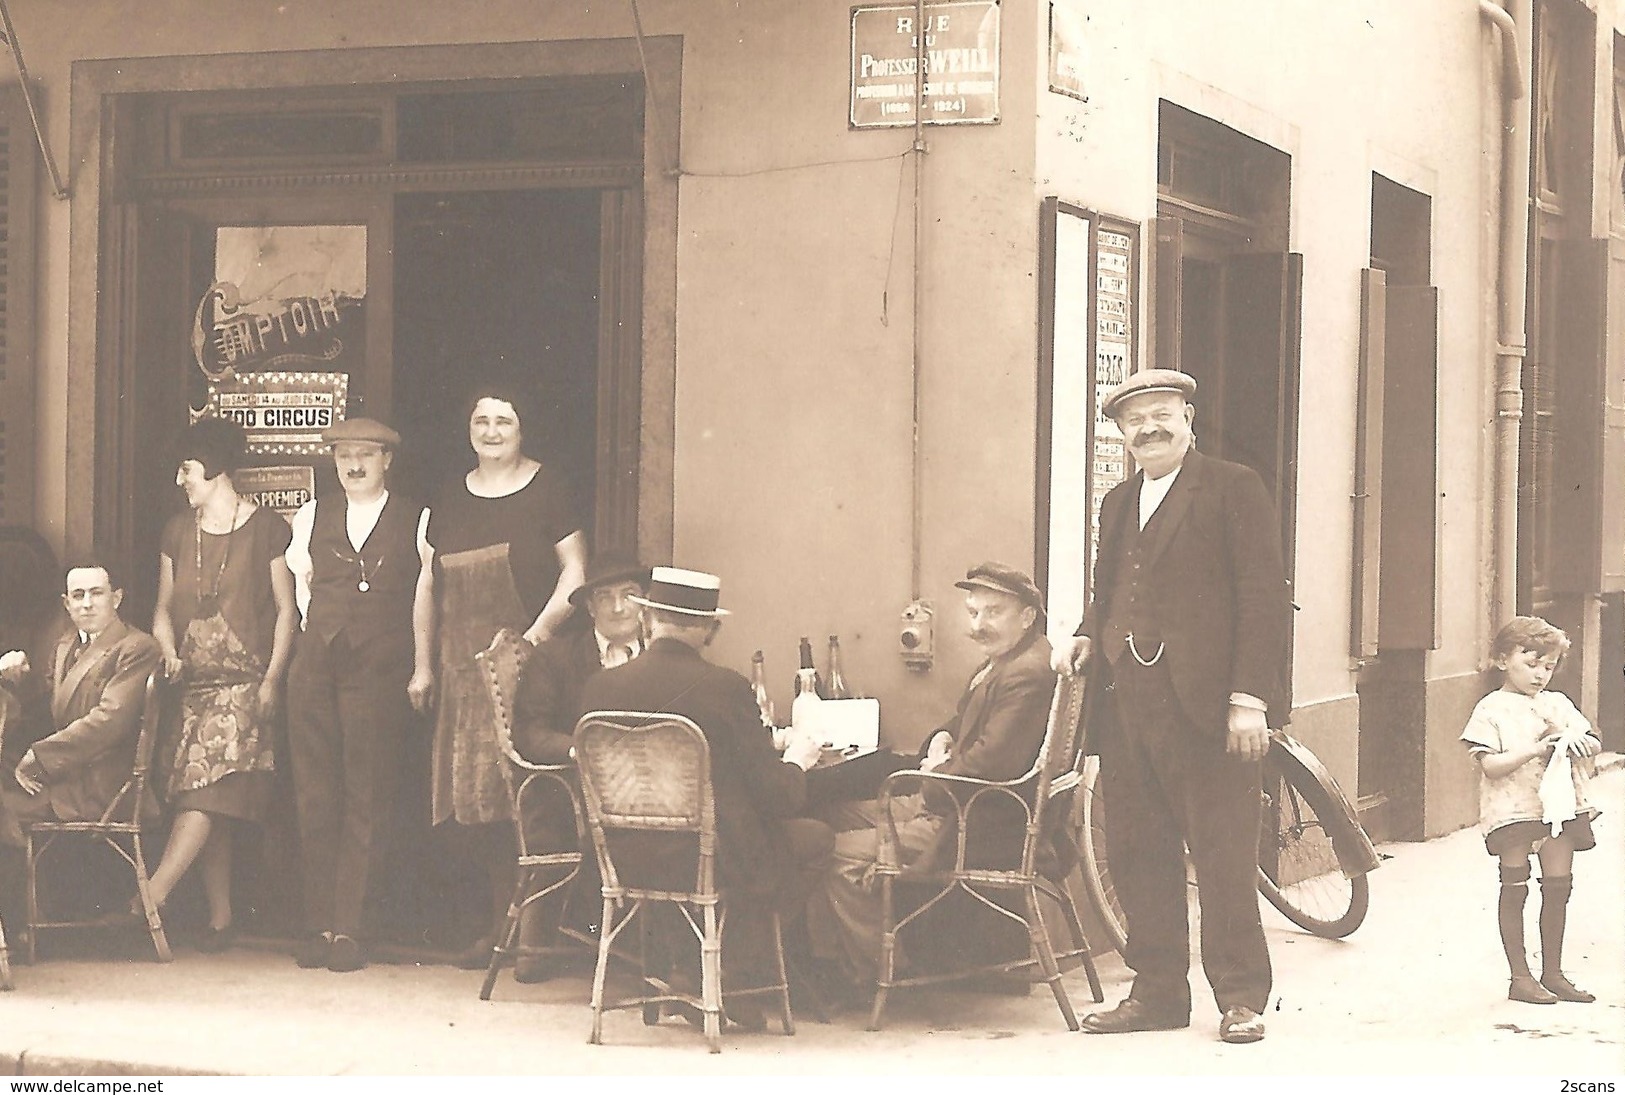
[1067,728,1381,955]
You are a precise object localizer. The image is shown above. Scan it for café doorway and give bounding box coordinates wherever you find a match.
[94,75,651,952]
[391,188,603,516]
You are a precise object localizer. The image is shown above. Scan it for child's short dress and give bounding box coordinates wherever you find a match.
[1461,689,1600,855]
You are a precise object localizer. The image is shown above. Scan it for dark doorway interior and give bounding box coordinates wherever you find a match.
[391,189,602,518]
[375,188,603,951]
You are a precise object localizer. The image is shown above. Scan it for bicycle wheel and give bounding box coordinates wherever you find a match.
[1257,757,1369,938]
[1071,756,1128,955]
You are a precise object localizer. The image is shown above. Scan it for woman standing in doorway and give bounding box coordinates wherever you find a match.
[147,416,296,949]
[424,382,587,966]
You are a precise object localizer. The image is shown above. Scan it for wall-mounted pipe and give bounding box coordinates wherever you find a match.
[1479,0,1531,630]
[0,0,68,199]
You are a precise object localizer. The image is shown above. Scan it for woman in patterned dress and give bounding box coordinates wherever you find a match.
[423,383,586,965]
[145,417,297,950]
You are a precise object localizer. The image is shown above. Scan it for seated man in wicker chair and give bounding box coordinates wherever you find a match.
[507,551,649,982]
[0,560,162,926]
[807,562,1056,993]
[578,566,832,1030]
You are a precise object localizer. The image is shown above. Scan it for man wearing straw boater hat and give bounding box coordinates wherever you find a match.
[1052,368,1292,1045]
[577,566,832,1028]
[505,551,650,983]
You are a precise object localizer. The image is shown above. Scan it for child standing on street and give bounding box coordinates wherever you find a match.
[1461,616,1603,1005]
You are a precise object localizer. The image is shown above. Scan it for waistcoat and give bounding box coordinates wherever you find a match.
[306,493,422,652]
[1103,495,1164,665]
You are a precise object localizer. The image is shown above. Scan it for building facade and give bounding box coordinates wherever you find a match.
[0,0,1620,844]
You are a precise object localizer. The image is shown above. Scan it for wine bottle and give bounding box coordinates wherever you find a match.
[825,634,851,699]
[794,636,826,699]
[790,667,823,738]
[749,650,776,729]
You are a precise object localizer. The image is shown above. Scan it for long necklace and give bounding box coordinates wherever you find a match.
[195,497,241,618]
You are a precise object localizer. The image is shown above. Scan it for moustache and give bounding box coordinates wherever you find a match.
[345,469,369,477]
[1133,430,1172,445]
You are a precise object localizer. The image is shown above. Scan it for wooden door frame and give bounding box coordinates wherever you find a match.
[69,37,680,564]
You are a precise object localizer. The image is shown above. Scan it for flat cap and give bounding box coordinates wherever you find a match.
[322,417,400,448]
[1101,368,1197,419]
[955,561,1046,614]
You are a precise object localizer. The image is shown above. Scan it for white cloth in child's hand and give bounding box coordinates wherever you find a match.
[1535,698,1591,828]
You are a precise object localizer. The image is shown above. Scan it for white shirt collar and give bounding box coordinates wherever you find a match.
[1137,464,1182,530]
[594,630,641,667]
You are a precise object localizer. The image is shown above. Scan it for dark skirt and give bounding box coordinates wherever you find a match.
[173,770,273,824]
[1484,813,1597,856]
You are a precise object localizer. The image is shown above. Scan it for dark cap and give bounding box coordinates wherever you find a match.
[1100,369,1197,419]
[568,552,651,609]
[954,562,1045,614]
[322,417,400,448]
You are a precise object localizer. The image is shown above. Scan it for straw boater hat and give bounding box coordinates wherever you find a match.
[628,566,731,617]
[322,417,401,448]
[568,553,652,609]
[1100,368,1197,420]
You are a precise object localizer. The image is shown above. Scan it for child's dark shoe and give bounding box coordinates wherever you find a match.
[1539,972,1595,1003]
[1508,975,1558,1004]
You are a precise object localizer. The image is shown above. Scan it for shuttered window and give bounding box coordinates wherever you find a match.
[0,84,39,527]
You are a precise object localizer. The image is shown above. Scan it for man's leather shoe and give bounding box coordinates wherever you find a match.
[1218,1004,1266,1044]
[1080,997,1190,1034]
[293,932,331,969]
[451,935,497,971]
[513,956,552,984]
[327,934,368,973]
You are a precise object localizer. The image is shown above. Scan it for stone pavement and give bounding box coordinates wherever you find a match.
[1,764,1621,1077]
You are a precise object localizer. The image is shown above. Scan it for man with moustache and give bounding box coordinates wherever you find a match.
[505,552,649,983]
[0,560,162,925]
[810,563,1056,990]
[283,417,434,973]
[1053,369,1292,1045]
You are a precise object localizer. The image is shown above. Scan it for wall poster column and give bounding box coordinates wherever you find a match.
[1037,199,1140,631]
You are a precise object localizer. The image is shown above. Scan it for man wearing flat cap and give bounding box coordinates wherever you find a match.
[810,561,1056,990]
[283,416,435,973]
[504,551,649,982]
[1054,369,1292,1045]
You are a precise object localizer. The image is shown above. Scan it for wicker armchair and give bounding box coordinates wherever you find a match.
[25,668,171,963]
[866,673,1103,1031]
[573,710,794,1053]
[473,628,591,1000]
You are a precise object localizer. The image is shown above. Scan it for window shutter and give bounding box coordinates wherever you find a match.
[0,84,38,527]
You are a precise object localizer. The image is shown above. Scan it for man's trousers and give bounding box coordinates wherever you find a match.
[287,629,412,940]
[1099,655,1271,1015]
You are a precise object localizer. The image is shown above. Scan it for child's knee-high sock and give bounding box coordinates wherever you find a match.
[1538,875,1571,977]
[1499,862,1533,978]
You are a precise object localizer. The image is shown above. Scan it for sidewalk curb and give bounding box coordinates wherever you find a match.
[4,1048,224,1077]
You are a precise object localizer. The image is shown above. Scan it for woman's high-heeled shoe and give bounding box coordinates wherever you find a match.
[196,922,238,954]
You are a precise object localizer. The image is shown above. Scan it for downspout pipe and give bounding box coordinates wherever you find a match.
[1480,0,1531,630]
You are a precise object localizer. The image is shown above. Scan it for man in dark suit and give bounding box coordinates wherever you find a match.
[810,562,1057,987]
[577,566,829,1026]
[1055,369,1292,1045]
[506,552,648,982]
[0,561,163,923]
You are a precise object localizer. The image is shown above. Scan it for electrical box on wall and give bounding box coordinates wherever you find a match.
[899,599,933,671]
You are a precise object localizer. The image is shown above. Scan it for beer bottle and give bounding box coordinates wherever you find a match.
[749,650,776,729]
[826,634,852,699]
